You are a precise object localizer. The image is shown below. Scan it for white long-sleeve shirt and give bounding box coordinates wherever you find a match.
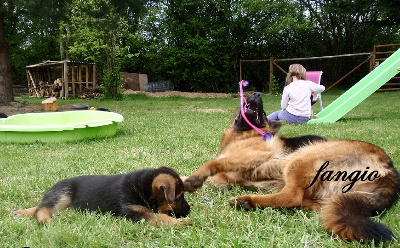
[281,80,325,117]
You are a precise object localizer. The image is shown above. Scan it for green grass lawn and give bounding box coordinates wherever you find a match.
[1,91,400,247]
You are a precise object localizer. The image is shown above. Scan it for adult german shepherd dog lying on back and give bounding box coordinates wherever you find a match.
[184,92,400,242]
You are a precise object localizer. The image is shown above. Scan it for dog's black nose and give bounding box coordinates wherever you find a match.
[253,92,261,98]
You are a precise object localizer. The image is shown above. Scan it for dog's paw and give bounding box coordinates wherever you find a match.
[178,217,190,226]
[14,210,25,218]
[14,207,37,218]
[228,196,255,211]
[183,175,205,192]
[152,214,190,227]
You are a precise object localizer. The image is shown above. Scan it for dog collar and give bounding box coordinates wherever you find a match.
[239,80,274,141]
[263,132,274,141]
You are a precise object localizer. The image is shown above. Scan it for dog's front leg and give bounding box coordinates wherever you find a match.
[149,214,190,227]
[127,205,189,227]
[184,159,221,192]
[184,153,272,192]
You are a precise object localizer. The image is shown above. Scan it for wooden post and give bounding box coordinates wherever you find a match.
[92,64,96,89]
[239,59,242,80]
[63,60,68,99]
[78,64,82,95]
[71,64,75,97]
[370,46,376,71]
[269,57,274,94]
[85,65,89,88]
[269,58,288,94]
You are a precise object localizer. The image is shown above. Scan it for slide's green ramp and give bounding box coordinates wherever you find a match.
[308,49,400,124]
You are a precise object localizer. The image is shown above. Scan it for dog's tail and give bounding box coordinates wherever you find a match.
[320,189,398,242]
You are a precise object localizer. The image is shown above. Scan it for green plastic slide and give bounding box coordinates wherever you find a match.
[308,48,400,124]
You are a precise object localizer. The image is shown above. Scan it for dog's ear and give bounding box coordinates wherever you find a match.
[230,107,241,126]
[268,120,282,134]
[153,174,176,204]
[234,107,241,118]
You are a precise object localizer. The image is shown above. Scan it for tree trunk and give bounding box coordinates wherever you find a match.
[0,10,14,103]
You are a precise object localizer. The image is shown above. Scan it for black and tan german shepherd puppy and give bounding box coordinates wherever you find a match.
[184,92,400,242]
[15,167,190,227]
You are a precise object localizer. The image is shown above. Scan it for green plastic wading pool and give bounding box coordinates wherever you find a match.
[0,110,124,143]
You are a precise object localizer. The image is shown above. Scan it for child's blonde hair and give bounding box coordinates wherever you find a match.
[285,64,307,85]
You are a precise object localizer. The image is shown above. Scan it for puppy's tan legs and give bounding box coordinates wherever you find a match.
[35,207,54,225]
[130,205,189,227]
[14,207,38,218]
[14,206,54,225]
[149,214,189,227]
[14,195,72,225]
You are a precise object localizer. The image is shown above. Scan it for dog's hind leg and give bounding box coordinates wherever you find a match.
[28,193,72,225]
[228,184,305,210]
[228,158,311,210]
[14,207,38,218]
[14,194,71,225]
[35,194,72,225]
[14,194,72,225]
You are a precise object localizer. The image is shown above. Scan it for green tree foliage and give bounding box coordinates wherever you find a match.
[65,0,146,99]
[1,0,67,102]
[299,0,398,54]
[1,0,399,101]
[140,0,315,92]
[298,0,400,86]
[67,0,125,70]
[230,0,317,90]
[140,0,237,92]
[169,0,238,92]
[0,1,14,102]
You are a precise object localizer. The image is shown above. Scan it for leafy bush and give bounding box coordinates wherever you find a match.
[100,69,123,100]
[270,74,283,96]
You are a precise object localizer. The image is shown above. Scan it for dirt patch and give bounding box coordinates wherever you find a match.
[0,101,77,116]
[194,108,226,113]
[123,90,233,98]
[0,91,234,116]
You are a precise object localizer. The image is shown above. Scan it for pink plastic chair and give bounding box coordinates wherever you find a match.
[306,71,324,111]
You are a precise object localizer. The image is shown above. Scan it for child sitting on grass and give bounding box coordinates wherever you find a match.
[267,64,325,124]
